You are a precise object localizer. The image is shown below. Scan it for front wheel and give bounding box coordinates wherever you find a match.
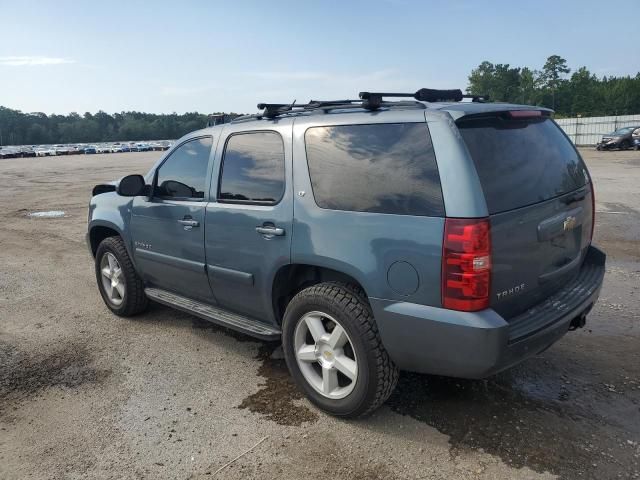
[282,282,398,418]
[95,236,148,316]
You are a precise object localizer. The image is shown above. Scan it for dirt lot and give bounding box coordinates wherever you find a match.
[0,149,638,480]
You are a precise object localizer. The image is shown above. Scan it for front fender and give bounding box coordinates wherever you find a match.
[88,191,135,259]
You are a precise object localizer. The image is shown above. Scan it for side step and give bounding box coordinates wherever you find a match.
[145,288,281,341]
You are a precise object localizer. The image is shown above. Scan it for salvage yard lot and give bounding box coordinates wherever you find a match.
[0,149,638,480]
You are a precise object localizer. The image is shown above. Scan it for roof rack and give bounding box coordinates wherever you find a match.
[238,88,489,121]
[206,114,233,127]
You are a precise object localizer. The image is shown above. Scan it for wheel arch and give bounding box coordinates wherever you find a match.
[89,221,125,257]
[271,263,370,325]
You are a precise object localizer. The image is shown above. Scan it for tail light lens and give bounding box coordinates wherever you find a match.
[442,218,491,311]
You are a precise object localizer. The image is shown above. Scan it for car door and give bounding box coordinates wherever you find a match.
[205,120,293,323]
[130,135,216,302]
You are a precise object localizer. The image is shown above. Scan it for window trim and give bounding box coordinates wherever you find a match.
[303,122,445,217]
[217,130,286,206]
[152,135,213,202]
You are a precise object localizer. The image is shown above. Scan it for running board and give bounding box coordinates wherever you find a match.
[144,288,281,340]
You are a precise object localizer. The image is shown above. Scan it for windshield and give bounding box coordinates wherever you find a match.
[614,127,633,135]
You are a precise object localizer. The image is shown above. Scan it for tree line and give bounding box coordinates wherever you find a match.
[1,54,639,145]
[0,109,241,146]
[467,55,640,117]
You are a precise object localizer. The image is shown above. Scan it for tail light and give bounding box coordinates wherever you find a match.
[442,218,491,311]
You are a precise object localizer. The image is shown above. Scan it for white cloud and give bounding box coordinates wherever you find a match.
[0,56,76,66]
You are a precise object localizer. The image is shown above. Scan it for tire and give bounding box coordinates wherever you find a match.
[619,140,630,150]
[282,281,398,418]
[95,236,148,316]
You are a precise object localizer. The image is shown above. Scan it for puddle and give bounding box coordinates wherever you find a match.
[387,365,638,480]
[0,340,110,415]
[27,210,66,218]
[238,343,318,426]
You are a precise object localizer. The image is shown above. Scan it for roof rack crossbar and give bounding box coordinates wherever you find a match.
[247,87,486,121]
[359,88,464,107]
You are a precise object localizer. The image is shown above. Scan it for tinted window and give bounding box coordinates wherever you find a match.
[458,116,587,214]
[156,137,212,199]
[218,132,285,204]
[305,123,444,216]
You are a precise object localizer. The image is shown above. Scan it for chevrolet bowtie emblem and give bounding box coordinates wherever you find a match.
[563,216,577,231]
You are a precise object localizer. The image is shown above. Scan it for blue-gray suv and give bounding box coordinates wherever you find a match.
[87,89,606,417]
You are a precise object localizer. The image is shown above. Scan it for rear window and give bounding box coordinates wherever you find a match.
[458,116,588,214]
[305,123,445,216]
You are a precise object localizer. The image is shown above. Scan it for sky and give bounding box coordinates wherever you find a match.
[1,0,638,115]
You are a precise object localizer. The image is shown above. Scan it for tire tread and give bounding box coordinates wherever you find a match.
[286,281,398,417]
[96,236,148,316]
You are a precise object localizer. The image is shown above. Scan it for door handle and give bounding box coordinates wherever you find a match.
[178,219,200,227]
[256,225,285,237]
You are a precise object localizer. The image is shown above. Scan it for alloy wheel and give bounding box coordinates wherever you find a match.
[100,252,125,306]
[293,311,358,399]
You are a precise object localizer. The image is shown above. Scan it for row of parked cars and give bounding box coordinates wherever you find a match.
[0,141,173,159]
[596,126,640,151]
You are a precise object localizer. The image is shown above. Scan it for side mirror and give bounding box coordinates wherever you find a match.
[117,174,146,196]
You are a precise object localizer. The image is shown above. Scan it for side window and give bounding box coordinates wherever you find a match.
[218,131,285,204]
[305,123,445,216]
[156,137,212,200]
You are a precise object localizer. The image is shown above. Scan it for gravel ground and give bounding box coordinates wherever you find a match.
[0,149,638,480]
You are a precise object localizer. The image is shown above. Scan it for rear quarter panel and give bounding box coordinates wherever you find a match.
[291,110,444,306]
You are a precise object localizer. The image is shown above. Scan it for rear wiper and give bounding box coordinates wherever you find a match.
[561,187,587,204]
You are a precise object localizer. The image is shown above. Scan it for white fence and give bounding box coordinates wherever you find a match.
[555,114,640,146]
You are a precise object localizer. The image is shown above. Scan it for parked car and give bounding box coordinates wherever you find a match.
[632,128,640,150]
[83,146,97,154]
[110,145,124,153]
[0,148,20,159]
[134,143,152,152]
[596,126,640,150]
[35,147,56,156]
[87,88,605,418]
[20,147,36,157]
[96,145,112,154]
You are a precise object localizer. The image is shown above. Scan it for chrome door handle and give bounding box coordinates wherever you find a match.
[178,219,200,227]
[256,226,285,237]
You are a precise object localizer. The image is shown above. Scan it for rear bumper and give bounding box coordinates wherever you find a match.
[370,246,606,378]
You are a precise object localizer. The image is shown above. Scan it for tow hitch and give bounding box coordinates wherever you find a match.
[569,305,592,331]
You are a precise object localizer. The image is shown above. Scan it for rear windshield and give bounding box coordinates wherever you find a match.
[457,116,588,214]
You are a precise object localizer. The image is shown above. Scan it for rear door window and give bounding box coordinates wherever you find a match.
[218,131,285,204]
[304,123,444,216]
[457,116,588,214]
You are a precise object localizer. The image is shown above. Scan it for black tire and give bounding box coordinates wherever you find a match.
[619,140,630,150]
[282,281,398,418]
[95,236,148,316]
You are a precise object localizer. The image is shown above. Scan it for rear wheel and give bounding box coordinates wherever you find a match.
[95,236,148,316]
[282,282,398,417]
